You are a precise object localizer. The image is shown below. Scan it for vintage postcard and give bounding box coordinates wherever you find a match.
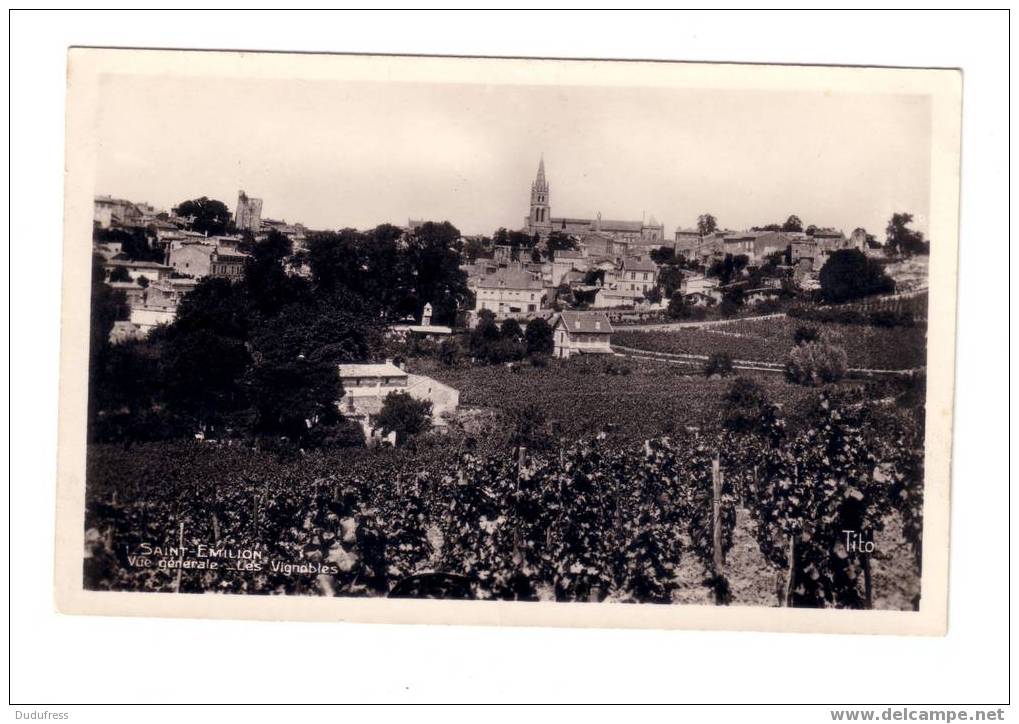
[56,48,961,634]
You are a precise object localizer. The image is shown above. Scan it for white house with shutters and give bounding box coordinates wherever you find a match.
[551,311,614,359]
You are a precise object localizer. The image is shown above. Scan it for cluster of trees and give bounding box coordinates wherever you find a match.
[172,197,233,237]
[818,249,895,304]
[94,227,164,263]
[708,253,750,285]
[468,311,554,364]
[666,291,707,321]
[306,221,469,325]
[483,228,579,263]
[696,213,718,235]
[545,231,580,258]
[885,213,929,256]
[703,351,735,378]
[89,220,471,448]
[750,214,804,233]
[784,324,848,386]
[375,391,433,442]
[490,227,540,262]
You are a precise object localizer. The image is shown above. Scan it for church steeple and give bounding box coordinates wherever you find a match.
[528,155,551,235]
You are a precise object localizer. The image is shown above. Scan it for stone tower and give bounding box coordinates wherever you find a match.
[234,190,263,233]
[527,156,552,237]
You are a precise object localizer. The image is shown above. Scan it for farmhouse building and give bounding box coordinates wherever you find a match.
[167,242,249,280]
[103,258,172,283]
[674,227,703,255]
[94,195,144,230]
[337,361,460,440]
[616,255,658,296]
[552,311,614,358]
[550,248,586,286]
[472,267,547,322]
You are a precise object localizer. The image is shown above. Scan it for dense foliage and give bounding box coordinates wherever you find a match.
[89,221,469,446]
[306,222,469,325]
[818,249,896,304]
[84,390,923,609]
[94,227,164,262]
[173,196,233,237]
[885,212,929,256]
[784,342,848,386]
[376,391,434,443]
[704,351,735,378]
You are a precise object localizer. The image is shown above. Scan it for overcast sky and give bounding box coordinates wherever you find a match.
[95,73,932,239]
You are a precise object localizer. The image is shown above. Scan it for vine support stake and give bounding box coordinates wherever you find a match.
[784,535,797,607]
[516,446,527,489]
[514,446,526,562]
[863,553,873,609]
[173,520,185,594]
[711,454,724,571]
[711,453,730,605]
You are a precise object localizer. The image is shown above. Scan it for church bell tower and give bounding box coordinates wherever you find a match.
[528,155,552,237]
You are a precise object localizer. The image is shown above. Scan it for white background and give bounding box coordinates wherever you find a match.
[5,9,1013,717]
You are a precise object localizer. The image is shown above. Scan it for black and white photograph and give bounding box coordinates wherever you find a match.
[55,48,960,634]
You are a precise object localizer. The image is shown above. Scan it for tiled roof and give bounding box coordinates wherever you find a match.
[556,311,614,334]
[552,217,646,232]
[214,249,251,261]
[338,362,407,379]
[621,256,657,272]
[598,219,645,232]
[475,268,544,290]
[104,259,171,270]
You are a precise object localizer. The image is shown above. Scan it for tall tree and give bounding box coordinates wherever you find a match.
[158,278,252,427]
[245,290,379,438]
[87,254,129,433]
[94,227,163,262]
[885,212,928,256]
[819,249,896,303]
[306,228,368,296]
[173,197,232,236]
[697,214,718,235]
[708,253,749,285]
[649,246,676,265]
[462,235,491,262]
[403,221,470,325]
[375,391,433,443]
[782,215,804,232]
[506,229,534,249]
[546,231,578,258]
[244,229,309,316]
[525,317,554,356]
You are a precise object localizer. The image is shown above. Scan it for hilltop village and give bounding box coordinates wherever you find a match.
[90,157,928,445]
